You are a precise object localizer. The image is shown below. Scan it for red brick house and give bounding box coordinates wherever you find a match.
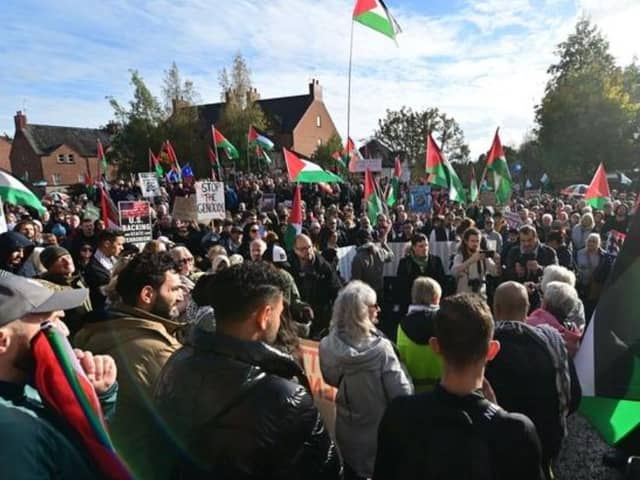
[194,79,339,159]
[9,111,113,191]
[0,136,11,172]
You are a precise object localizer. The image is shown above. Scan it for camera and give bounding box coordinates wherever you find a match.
[480,250,495,259]
[468,278,485,293]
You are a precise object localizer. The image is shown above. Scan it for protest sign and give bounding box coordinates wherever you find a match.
[351,158,382,173]
[195,181,225,223]
[504,211,524,229]
[479,191,497,207]
[0,197,7,233]
[524,189,542,199]
[172,196,198,223]
[259,193,276,212]
[408,185,432,213]
[300,339,336,436]
[139,172,161,198]
[118,201,152,249]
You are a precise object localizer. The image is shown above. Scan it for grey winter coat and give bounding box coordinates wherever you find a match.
[319,328,413,477]
[350,242,393,295]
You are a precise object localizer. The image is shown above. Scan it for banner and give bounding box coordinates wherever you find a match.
[259,193,276,212]
[408,185,432,213]
[171,196,198,223]
[0,197,7,234]
[195,181,225,223]
[351,158,382,173]
[138,172,161,198]
[479,191,497,207]
[524,189,542,199]
[504,211,524,229]
[337,242,409,282]
[118,201,152,249]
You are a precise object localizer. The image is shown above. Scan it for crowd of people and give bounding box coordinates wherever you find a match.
[0,170,637,479]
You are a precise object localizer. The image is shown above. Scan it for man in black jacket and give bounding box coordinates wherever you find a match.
[375,293,544,480]
[394,234,446,316]
[289,234,343,338]
[153,262,341,479]
[505,225,558,283]
[83,229,125,312]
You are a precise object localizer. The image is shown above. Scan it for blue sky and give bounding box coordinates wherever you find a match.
[1,0,638,160]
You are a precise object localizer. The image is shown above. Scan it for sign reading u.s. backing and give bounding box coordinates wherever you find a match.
[195,181,225,223]
[118,201,152,249]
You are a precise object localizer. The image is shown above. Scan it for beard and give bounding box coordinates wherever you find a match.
[150,295,178,320]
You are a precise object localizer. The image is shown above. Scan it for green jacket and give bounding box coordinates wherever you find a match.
[396,305,442,393]
[0,381,117,479]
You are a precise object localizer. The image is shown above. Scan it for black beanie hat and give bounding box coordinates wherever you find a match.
[40,246,71,270]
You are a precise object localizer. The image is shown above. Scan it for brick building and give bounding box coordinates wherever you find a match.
[9,111,113,191]
[192,79,339,159]
[0,136,11,172]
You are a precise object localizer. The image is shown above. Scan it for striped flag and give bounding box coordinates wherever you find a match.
[100,186,119,229]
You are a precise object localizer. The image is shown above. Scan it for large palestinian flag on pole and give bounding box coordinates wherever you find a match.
[585,163,611,209]
[425,133,466,204]
[353,0,402,41]
[576,206,640,446]
[486,128,512,205]
[0,170,46,214]
[283,148,343,184]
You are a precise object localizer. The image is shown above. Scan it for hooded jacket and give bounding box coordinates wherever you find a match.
[351,242,393,295]
[151,329,341,480]
[320,328,413,477]
[0,231,34,275]
[73,304,182,479]
[396,305,442,392]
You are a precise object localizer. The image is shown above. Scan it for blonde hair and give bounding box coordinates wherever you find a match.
[411,276,442,305]
[330,280,377,343]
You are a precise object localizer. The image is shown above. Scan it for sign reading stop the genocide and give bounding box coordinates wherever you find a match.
[195,181,225,222]
[118,200,152,249]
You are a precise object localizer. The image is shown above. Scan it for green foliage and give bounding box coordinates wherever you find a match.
[374,106,470,180]
[535,18,640,181]
[311,134,344,170]
[217,54,268,171]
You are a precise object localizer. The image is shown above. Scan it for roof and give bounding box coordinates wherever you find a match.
[198,94,313,133]
[21,124,111,157]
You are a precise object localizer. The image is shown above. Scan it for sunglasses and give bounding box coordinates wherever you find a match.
[177,258,194,265]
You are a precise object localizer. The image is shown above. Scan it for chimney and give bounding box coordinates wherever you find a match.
[171,97,189,115]
[309,79,322,101]
[246,87,260,105]
[14,111,27,130]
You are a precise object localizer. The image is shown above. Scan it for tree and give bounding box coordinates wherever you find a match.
[217,54,268,171]
[535,18,640,181]
[311,134,344,170]
[107,70,165,174]
[161,61,201,115]
[374,106,470,180]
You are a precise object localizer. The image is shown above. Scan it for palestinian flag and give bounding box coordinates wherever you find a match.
[163,140,182,180]
[284,183,302,251]
[248,125,274,151]
[365,168,383,225]
[332,150,347,169]
[149,149,163,178]
[0,170,46,214]
[386,156,402,207]
[353,0,402,41]
[576,206,640,447]
[100,186,119,229]
[469,166,479,203]
[32,323,133,479]
[425,133,466,204]
[486,128,512,205]
[585,163,611,209]
[256,145,272,165]
[212,125,239,160]
[283,148,343,183]
[345,137,361,173]
[97,139,107,180]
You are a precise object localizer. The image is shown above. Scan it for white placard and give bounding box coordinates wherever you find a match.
[351,158,382,173]
[195,181,225,222]
[139,172,161,198]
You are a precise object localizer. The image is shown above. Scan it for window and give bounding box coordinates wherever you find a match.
[57,154,65,164]
[316,115,321,128]
[67,153,75,164]
[317,138,322,146]
[51,173,62,185]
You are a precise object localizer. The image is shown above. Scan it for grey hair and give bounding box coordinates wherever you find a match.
[251,238,267,252]
[169,246,191,259]
[586,232,601,247]
[543,281,580,320]
[330,280,377,343]
[541,265,576,292]
[411,276,442,305]
[581,213,595,229]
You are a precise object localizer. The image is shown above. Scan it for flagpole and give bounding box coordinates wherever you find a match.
[346,19,355,147]
[213,125,224,182]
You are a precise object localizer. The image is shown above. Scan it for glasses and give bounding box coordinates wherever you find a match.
[177,258,194,265]
[250,228,259,233]
[295,245,312,252]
